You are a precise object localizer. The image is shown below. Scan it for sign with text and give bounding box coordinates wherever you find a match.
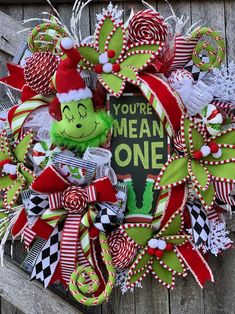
[108,94,169,215]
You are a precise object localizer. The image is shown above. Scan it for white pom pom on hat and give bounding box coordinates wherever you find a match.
[60,37,74,50]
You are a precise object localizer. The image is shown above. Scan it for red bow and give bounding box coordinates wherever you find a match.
[31,165,117,285]
[31,165,117,211]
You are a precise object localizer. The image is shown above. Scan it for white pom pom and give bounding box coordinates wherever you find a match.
[3,164,17,175]
[99,52,109,65]
[148,238,159,249]
[212,148,222,159]
[61,37,74,50]
[201,145,211,157]
[157,239,167,250]
[103,63,113,73]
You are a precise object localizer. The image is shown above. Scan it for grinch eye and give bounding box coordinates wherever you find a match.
[77,103,87,119]
[63,105,75,123]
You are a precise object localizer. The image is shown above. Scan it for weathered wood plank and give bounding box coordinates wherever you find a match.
[224,0,235,63]
[0,257,85,314]
[58,2,90,39]
[1,297,24,314]
[169,276,204,314]
[0,10,25,56]
[203,233,235,314]
[0,6,24,100]
[23,3,51,27]
[158,0,191,34]
[226,214,235,232]
[135,276,170,314]
[89,2,104,35]
[0,0,133,3]
[191,0,226,63]
[191,2,229,314]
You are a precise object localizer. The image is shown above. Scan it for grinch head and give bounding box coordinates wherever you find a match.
[49,37,112,152]
[50,98,112,152]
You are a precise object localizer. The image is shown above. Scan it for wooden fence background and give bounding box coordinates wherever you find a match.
[0,0,235,313]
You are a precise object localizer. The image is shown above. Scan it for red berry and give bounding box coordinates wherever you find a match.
[166,243,174,251]
[155,249,164,259]
[0,159,11,168]
[94,64,103,74]
[193,150,203,160]
[112,63,121,73]
[208,141,219,153]
[9,174,17,180]
[147,247,156,256]
[89,226,100,239]
[108,50,116,58]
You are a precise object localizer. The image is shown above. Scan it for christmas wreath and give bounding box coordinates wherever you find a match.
[0,0,234,306]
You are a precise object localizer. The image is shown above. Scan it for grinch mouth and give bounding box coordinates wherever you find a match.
[61,121,99,139]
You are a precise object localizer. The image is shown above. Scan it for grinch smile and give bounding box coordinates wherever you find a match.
[61,121,99,139]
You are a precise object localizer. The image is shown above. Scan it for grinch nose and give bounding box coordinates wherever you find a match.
[76,123,82,128]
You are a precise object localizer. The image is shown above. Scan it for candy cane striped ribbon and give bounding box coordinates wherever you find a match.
[69,232,116,306]
[11,95,53,139]
[167,36,199,74]
[212,100,235,120]
[214,181,235,206]
[48,192,62,210]
[139,73,185,137]
[60,213,90,284]
[152,189,169,230]
[22,226,36,248]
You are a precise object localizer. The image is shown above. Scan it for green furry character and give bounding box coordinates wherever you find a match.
[49,37,112,152]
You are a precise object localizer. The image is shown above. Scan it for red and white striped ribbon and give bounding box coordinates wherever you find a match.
[212,100,235,119]
[49,192,62,210]
[60,213,90,284]
[168,36,199,74]
[214,181,235,206]
[22,226,36,248]
[85,185,96,203]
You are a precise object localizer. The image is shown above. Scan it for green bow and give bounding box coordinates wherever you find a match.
[77,16,163,97]
[155,115,235,210]
[120,210,191,288]
[0,131,35,208]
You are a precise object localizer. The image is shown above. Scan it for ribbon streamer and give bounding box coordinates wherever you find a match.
[69,232,116,306]
[176,241,214,287]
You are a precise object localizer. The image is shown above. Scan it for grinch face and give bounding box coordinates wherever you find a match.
[51,98,112,152]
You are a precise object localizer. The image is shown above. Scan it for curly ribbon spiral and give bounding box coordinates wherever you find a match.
[69,232,116,306]
[62,186,88,213]
[128,9,168,44]
[108,229,137,269]
[28,22,68,54]
[191,27,225,71]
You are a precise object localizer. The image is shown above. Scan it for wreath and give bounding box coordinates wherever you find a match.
[0,0,234,306]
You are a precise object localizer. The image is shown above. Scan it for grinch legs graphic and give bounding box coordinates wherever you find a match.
[120,174,156,215]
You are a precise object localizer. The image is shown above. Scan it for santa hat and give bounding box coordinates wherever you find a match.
[54,37,92,103]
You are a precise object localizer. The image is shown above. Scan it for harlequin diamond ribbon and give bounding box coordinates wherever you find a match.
[31,165,117,285]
